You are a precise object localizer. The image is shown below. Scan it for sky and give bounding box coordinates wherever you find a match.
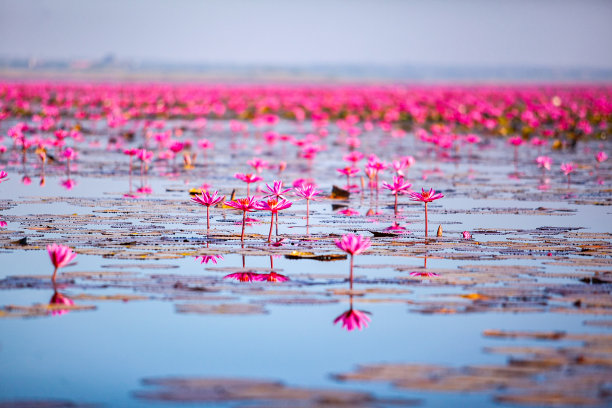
[1,0,611,68]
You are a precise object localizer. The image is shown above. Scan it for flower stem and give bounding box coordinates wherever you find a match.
[424,202,429,237]
[241,211,246,242]
[268,212,274,243]
[394,193,398,215]
[206,206,210,232]
[350,255,354,289]
[52,267,58,282]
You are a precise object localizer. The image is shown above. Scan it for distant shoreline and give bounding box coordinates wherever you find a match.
[1,67,611,85]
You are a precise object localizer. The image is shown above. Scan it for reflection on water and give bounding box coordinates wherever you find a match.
[48,280,74,317]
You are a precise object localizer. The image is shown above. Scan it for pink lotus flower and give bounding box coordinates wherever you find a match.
[336,233,371,282]
[247,157,269,173]
[0,171,8,183]
[508,136,524,146]
[137,149,154,163]
[62,147,77,161]
[337,167,360,177]
[191,190,225,231]
[137,148,154,175]
[334,308,371,331]
[596,151,608,163]
[409,187,444,203]
[531,137,547,147]
[337,166,360,190]
[465,134,481,144]
[195,254,224,264]
[169,141,184,153]
[536,156,552,171]
[364,158,387,190]
[560,162,575,176]
[0,220,7,227]
[409,188,444,238]
[335,234,371,256]
[382,176,412,215]
[343,151,365,164]
[257,198,293,242]
[462,231,472,240]
[391,160,406,176]
[224,196,260,242]
[47,243,77,281]
[508,136,523,164]
[560,162,576,186]
[235,173,263,196]
[294,183,322,228]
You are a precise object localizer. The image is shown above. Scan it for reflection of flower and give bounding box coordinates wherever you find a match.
[337,207,359,216]
[260,272,289,282]
[49,291,74,316]
[196,254,224,264]
[334,308,371,331]
[223,272,261,282]
[410,271,440,277]
[61,178,77,190]
[271,238,285,247]
[136,185,153,194]
[385,222,406,232]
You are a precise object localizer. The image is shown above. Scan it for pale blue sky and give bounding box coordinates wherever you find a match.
[1,0,611,68]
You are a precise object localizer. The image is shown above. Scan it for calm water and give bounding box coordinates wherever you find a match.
[0,117,610,407]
